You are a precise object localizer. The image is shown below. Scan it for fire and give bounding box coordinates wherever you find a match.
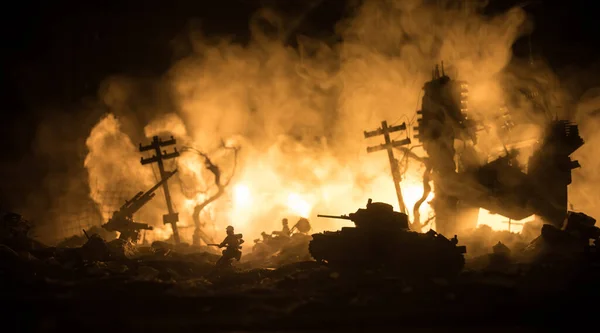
[192,147,440,241]
[152,225,173,240]
[401,181,435,216]
[79,2,538,245]
[183,198,199,212]
[476,209,534,233]
[286,193,312,218]
[233,184,252,207]
[84,113,522,244]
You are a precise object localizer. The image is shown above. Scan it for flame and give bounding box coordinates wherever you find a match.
[401,181,435,216]
[183,198,198,212]
[152,225,173,240]
[233,184,252,208]
[80,2,537,244]
[476,209,534,233]
[84,114,527,243]
[286,193,312,218]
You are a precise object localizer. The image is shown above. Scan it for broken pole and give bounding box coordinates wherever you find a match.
[364,120,411,214]
[139,135,181,244]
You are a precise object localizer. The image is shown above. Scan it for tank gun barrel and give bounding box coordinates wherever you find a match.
[317,214,351,220]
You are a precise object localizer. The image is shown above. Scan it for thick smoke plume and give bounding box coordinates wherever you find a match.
[571,88,600,218]
[79,0,567,245]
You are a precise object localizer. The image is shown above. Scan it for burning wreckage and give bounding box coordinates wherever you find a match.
[2,66,600,330]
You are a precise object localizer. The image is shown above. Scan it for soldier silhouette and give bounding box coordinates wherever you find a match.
[261,231,271,240]
[273,218,291,237]
[215,225,244,267]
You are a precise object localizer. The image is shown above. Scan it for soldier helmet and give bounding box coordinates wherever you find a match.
[226,225,234,231]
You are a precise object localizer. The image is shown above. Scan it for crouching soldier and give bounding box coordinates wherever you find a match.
[215,225,244,267]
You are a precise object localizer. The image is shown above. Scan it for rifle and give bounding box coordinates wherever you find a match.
[208,243,243,249]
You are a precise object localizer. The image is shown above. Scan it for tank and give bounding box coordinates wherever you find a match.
[310,199,467,278]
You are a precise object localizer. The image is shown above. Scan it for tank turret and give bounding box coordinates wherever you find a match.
[310,199,467,278]
[317,199,409,231]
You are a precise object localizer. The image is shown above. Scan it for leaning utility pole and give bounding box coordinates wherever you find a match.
[364,120,411,214]
[139,136,181,244]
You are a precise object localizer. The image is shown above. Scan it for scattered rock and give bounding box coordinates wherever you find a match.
[137,266,160,280]
[85,262,109,276]
[107,239,137,259]
[80,235,112,262]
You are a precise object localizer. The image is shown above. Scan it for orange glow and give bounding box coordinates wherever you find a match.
[286,193,312,218]
[233,184,252,208]
[84,114,528,243]
[152,225,173,240]
[80,2,537,244]
[476,209,534,233]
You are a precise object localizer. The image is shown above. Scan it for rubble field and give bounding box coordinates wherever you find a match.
[2,213,599,332]
[2,246,599,331]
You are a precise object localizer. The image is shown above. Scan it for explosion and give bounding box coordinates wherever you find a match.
[233,184,252,208]
[286,193,312,219]
[82,1,545,244]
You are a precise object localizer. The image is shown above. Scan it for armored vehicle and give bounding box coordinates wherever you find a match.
[310,199,467,278]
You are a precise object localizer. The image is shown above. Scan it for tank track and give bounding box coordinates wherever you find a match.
[309,230,465,278]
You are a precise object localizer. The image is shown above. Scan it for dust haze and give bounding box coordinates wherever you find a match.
[27,0,600,246]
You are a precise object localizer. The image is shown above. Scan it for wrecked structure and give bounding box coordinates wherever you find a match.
[411,64,584,236]
[528,211,600,257]
[307,64,595,276]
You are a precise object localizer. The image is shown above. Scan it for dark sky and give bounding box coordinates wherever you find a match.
[0,0,599,217]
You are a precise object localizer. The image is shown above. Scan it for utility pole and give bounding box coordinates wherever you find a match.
[139,136,181,244]
[364,120,411,214]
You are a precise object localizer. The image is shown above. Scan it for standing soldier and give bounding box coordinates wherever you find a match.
[273,218,291,237]
[214,225,244,267]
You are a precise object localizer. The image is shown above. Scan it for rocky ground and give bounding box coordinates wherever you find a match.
[2,213,599,332]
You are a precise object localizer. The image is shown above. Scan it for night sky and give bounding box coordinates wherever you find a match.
[1,0,599,224]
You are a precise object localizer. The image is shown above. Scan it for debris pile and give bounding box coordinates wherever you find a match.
[525,211,600,260]
[0,212,44,252]
[459,223,537,259]
[245,218,313,267]
[57,225,117,248]
[487,241,512,271]
[2,205,600,331]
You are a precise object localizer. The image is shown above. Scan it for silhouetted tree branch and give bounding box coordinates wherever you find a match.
[181,143,240,246]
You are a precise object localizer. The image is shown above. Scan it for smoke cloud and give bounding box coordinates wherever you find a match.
[570,87,600,219]
[73,0,594,245]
